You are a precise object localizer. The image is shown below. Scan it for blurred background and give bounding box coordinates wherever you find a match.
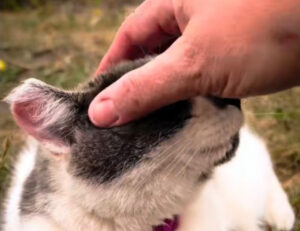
[0,0,299,230]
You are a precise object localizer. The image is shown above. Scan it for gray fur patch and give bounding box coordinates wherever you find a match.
[20,151,53,215]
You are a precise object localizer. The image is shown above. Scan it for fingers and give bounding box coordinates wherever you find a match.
[96,0,181,74]
[89,34,207,127]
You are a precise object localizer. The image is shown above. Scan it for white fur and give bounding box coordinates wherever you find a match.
[3,138,38,231]
[178,126,295,231]
[4,78,45,104]
[20,217,65,231]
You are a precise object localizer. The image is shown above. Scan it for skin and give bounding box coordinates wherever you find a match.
[88,0,300,127]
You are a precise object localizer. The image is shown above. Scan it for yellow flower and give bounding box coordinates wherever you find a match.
[0,60,6,72]
[92,9,102,17]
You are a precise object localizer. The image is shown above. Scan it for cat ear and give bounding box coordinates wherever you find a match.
[4,78,75,154]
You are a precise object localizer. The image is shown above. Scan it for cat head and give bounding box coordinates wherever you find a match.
[5,59,243,223]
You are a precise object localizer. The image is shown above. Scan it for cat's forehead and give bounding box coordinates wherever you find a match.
[78,59,150,96]
[70,99,192,183]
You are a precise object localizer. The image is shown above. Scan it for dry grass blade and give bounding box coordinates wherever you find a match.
[0,137,10,169]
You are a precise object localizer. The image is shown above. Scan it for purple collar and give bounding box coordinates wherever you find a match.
[153,216,179,231]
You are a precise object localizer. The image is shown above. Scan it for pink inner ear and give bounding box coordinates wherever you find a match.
[12,101,70,154]
[12,101,47,141]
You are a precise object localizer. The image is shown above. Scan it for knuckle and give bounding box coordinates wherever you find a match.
[120,76,142,109]
[119,27,132,44]
[178,39,203,78]
[181,40,199,64]
[176,40,204,95]
[120,76,136,94]
[119,13,137,44]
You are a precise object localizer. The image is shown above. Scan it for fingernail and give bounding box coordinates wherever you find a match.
[89,99,119,127]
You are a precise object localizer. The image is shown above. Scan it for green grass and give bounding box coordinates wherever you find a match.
[0,2,300,230]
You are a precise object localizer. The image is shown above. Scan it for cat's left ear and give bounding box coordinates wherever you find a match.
[4,78,77,154]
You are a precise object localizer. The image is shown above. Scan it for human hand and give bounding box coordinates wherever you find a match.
[89,0,300,127]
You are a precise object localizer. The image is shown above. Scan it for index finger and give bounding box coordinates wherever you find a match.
[96,0,180,74]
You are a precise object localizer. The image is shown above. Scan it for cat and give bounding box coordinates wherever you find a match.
[2,58,294,231]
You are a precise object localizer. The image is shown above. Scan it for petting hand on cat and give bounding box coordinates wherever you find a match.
[89,0,300,127]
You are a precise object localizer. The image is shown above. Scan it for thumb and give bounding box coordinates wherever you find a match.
[88,36,205,127]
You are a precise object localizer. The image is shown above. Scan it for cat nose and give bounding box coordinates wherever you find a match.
[209,97,241,110]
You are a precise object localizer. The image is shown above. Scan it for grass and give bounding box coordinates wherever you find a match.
[0,2,299,230]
